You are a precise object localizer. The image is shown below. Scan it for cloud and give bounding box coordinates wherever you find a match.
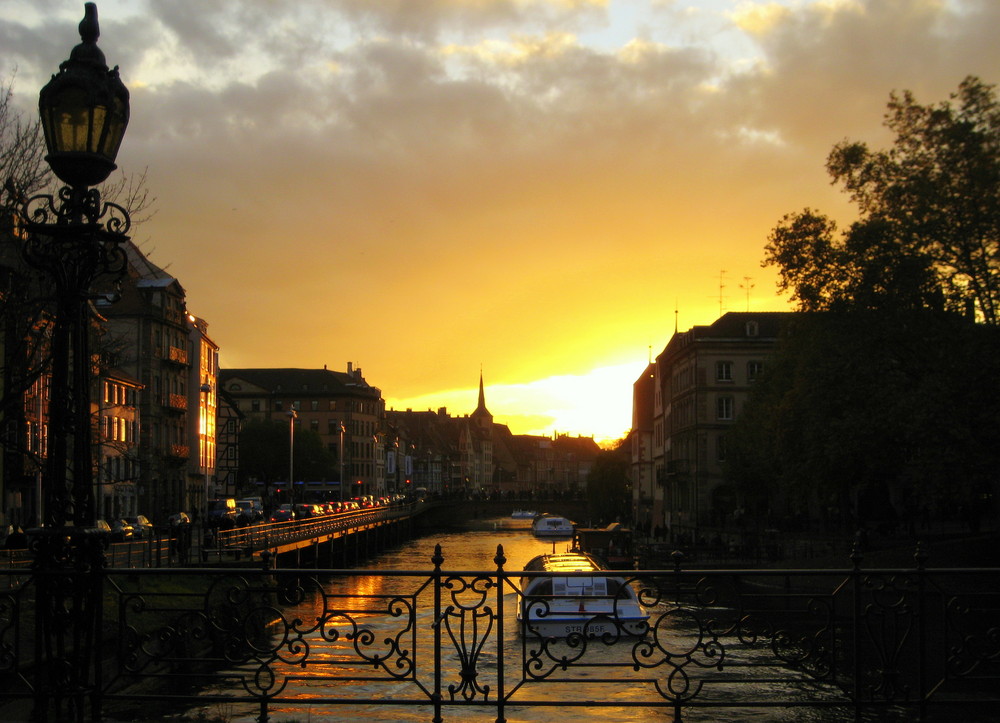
[3,0,997,434]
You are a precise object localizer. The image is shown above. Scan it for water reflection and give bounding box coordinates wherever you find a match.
[185,519,848,722]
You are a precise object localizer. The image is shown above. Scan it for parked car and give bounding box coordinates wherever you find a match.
[110,519,134,542]
[235,499,263,526]
[294,503,322,519]
[126,515,154,539]
[206,498,239,529]
[270,504,296,523]
[168,511,191,527]
[95,519,113,535]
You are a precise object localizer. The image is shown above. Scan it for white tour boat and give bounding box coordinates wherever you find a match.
[531,514,575,537]
[518,552,649,638]
[511,510,538,519]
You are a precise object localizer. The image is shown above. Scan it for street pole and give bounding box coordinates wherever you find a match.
[200,382,211,517]
[20,5,131,719]
[288,409,297,504]
[339,421,345,503]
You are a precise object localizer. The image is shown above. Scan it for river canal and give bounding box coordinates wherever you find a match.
[182,517,852,722]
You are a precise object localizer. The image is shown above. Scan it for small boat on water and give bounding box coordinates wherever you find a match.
[518,552,649,638]
[511,510,537,519]
[532,514,575,537]
[572,522,635,569]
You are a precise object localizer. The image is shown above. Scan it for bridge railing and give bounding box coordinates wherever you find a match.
[1,542,997,722]
[213,504,412,552]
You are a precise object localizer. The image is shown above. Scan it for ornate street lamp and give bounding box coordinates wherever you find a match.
[22,2,131,530]
[19,5,131,720]
[38,3,129,190]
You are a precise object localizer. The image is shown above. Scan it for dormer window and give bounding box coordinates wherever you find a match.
[746,321,759,337]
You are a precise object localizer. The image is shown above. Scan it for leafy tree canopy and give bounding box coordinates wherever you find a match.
[765,76,1000,323]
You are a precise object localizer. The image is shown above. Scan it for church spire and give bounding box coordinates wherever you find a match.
[472,369,492,429]
[477,369,487,414]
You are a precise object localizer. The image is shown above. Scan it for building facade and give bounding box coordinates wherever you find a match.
[96,368,143,520]
[186,314,219,518]
[636,312,789,541]
[220,365,384,502]
[386,374,599,500]
[100,242,200,522]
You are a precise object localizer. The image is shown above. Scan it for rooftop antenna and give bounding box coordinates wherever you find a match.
[674,299,679,334]
[740,276,755,311]
[714,270,727,317]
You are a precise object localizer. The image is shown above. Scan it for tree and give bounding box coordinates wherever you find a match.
[765,76,1000,322]
[585,440,630,526]
[238,418,337,500]
[0,74,48,201]
[728,311,1000,533]
[1,72,157,470]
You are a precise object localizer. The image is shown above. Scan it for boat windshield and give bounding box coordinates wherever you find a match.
[523,576,627,598]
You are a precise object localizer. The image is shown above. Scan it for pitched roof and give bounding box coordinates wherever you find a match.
[220,368,381,397]
[659,311,792,360]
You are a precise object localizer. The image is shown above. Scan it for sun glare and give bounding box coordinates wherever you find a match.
[386,361,646,446]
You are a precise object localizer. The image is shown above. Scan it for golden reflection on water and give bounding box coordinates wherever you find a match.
[188,520,844,722]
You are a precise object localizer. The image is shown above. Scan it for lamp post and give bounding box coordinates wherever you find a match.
[287,409,297,504]
[200,381,212,519]
[19,4,130,720]
[338,421,346,503]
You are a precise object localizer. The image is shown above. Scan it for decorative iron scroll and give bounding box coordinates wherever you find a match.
[0,544,997,722]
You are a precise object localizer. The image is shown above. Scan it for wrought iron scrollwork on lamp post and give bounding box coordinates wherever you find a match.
[22,1,131,530]
[19,4,131,720]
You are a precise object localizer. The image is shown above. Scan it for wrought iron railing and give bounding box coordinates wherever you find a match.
[1,543,997,722]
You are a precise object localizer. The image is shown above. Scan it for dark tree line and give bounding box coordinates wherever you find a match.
[237,418,339,499]
[729,77,1000,534]
[585,441,630,526]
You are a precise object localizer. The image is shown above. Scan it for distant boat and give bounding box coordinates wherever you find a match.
[511,510,537,519]
[572,522,635,569]
[518,552,649,638]
[532,514,574,537]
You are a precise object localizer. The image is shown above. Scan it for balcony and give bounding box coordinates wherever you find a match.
[162,393,187,412]
[166,444,190,460]
[155,345,188,366]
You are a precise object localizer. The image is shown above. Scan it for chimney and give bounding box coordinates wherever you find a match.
[347,362,353,374]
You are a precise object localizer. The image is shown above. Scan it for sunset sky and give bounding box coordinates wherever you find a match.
[3,0,997,443]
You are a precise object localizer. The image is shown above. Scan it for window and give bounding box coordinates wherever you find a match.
[716,396,734,420]
[716,361,733,382]
[746,321,759,337]
[747,361,764,382]
[311,400,319,411]
[310,419,319,432]
[274,400,283,412]
[251,400,260,412]
[717,435,728,462]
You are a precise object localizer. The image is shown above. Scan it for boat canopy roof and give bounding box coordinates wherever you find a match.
[523,553,602,573]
